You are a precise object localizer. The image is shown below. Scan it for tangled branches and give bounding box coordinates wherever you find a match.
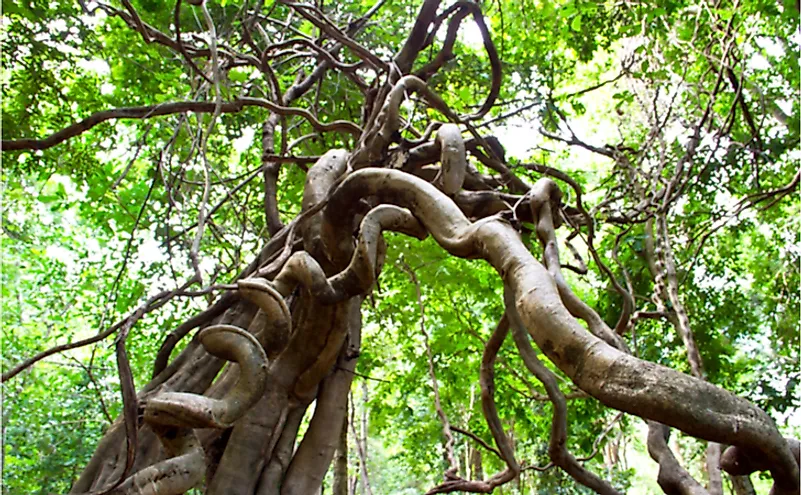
[3,1,799,495]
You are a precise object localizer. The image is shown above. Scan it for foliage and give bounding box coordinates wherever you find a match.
[2,0,798,493]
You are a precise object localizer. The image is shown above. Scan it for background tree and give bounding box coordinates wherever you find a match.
[2,0,798,494]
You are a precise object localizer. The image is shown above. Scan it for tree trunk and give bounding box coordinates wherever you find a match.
[706,442,723,495]
[262,117,284,237]
[470,446,483,480]
[730,474,756,495]
[332,398,349,495]
[351,385,373,495]
[645,218,726,494]
[71,148,366,495]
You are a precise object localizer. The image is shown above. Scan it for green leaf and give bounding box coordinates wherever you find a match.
[229,69,248,83]
[570,14,582,32]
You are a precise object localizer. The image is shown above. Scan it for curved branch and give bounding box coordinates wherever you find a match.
[647,422,709,495]
[265,38,364,71]
[507,289,622,495]
[351,75,460,169]
[96,1,211,58]
[107,428,205,495]
[145,325,269,429]
[269,205,428,301]
[414,2,469,79]
[173,0,213,85]
[280,1,387,71]
[2,320,123,383]
[425,315,519,494]
[5,285,188,383]
[413,2,500,121]
[465,143,530,194]
[522,161,634,335]
[301,149,351,264]
[527,178,628,351]
[432,124,467,195]
[394,0,443,73]
[323,168,799,493]
[100,323,269,495]
[3,99,361,152]
[152,293,235,378]
[450,426,502,460]
[721,439,800,477]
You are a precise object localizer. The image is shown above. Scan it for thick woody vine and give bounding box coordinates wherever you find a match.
[3,1,799,495]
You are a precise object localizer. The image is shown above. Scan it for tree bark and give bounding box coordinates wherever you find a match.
[350,385,373,495]
[332,398,349,495]
[706,442,723,495]
[645,218,725,495]
[262,117,284,237]
[729,474,756,495]
[470,447,483,480]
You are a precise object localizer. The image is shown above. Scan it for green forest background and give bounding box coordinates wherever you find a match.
[2,0,799,493]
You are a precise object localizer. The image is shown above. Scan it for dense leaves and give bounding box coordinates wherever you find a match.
[2,0,798,493]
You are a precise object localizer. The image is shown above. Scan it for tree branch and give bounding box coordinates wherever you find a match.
[3,99,361,152]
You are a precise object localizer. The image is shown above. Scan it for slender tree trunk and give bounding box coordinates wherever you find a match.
[470,447,483,480]
[359,381,372,495]
[262,116,284,237]
[348,393,359,495]
[332,396,349,495]
[348,383,373,495]
[645,218,725,494]
[730,474,756,495]
[706,442,723,495]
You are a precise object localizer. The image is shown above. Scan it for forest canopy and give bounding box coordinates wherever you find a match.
[1,0,799,494]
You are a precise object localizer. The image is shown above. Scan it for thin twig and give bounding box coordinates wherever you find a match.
[399,260,460,481]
